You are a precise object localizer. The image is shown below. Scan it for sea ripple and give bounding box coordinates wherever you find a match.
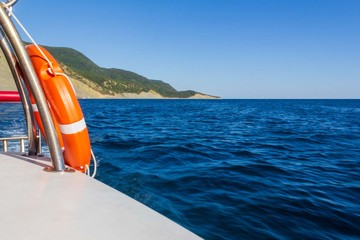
[1,99,359,239]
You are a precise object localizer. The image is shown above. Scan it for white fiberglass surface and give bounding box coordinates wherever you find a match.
[0,153,201,240]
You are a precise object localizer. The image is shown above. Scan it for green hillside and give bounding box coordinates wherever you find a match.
[43,46,205,98]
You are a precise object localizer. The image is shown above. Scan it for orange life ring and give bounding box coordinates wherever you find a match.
[26,44,91,172]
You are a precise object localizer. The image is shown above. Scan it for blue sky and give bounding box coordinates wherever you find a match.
[13,0,360,98]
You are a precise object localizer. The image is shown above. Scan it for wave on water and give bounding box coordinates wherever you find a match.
[82,99,360,239]
[1,99,360,239]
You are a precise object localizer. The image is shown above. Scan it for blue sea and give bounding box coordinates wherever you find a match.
[1,99,360,239]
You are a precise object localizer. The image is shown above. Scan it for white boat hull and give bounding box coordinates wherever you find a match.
[0,153,201,240]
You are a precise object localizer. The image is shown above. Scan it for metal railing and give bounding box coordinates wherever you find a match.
[0,134,42,153]
[0,0,65,171]
[0,136,27,152]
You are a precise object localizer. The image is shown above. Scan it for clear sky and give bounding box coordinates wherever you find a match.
[12,0,360,98]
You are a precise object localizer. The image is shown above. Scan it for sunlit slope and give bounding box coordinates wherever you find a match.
[0,45,218,98]
[45,46,217,98]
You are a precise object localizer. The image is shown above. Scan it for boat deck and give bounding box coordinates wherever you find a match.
[0,153,201,240]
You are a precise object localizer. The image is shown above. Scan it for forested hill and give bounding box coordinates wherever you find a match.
[43,45,217,98]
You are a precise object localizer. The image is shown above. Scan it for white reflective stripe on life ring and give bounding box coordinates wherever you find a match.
[32,104,38,112]
[59,118,87,135]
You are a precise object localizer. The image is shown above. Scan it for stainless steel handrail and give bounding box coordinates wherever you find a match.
[0,136,27,152]
[0,28,38,155]
[0,3,65,171]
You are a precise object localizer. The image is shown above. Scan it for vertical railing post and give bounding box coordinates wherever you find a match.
[3,140,8,152]
[20,138,25,152]
[37,130,42,155]
[0,4,65,171]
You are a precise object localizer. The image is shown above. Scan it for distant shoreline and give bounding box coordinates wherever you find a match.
[79,97,221,100]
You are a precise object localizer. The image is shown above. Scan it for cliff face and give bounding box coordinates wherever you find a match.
[0,50,15,91]
[0,45,219,99]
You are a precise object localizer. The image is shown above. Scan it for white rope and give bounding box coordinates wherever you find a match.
[83,149,97,178]
[7,6,13,17]
[5,5,76,96]
[5,4,77,97]
[90,148,97,178]
[4,4,77,98]
[5,5,55,71]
